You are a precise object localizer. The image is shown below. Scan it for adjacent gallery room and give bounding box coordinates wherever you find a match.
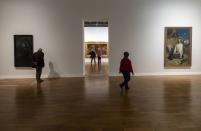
[83,21,109,77]
[1,0,201,130]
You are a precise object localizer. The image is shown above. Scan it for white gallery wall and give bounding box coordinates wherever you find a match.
[84,27,108,42]
[0,0,201,78]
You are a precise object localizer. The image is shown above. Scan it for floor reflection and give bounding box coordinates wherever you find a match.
[84,62,110,100]
[15,83,45,122]
[85,63,108,77]
[120,90,132,116]
[162,78,193,127]
[1,75,201,130]
[163,79,191,112]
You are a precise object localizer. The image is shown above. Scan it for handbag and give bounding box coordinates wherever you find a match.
[32,62,37,68]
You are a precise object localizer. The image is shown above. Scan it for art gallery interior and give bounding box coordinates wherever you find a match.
[1,0,201,130]
[83,21,109,76]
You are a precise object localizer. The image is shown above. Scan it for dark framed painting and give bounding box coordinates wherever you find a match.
[84,42,108,58]
[164,27,192,68]
[14,35,33,67]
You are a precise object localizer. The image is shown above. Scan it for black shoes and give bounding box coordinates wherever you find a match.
[120,84,123,89]
[125,87,129,90]
[120,84,130,90]
[37,79,44,83]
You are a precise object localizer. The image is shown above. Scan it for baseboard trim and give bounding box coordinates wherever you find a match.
[109,72,201,77]
[136,72,201,76]
[1,72,201,79]
[0,75,35,79]
[0,74,84,79]
[60,74,84,78]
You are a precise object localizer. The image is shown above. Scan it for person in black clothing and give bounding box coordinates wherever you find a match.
[97,48,102,66]
[89,49,96,65]
[33,48,45,82]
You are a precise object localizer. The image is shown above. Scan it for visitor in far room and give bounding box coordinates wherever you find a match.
[119,52,134,90]
[33,48,45,83]
[89,48,96,65]
[97,47,102,66]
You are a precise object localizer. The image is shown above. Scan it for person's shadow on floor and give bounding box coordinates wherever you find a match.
[48,61,60,79]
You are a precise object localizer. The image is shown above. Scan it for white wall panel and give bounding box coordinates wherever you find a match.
[0,0,201,78]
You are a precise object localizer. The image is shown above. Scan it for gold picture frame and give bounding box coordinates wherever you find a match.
[84,42,108,58]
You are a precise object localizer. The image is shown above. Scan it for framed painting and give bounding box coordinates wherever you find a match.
[164,27,192,68]
[85,42,108,58]
[14,35,33,67]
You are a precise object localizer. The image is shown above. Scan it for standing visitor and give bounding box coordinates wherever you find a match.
[97,48,102,65]
[33,48,45,83]
[89,48,96,65]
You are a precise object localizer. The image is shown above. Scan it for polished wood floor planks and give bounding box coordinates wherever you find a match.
[0,64,201,130]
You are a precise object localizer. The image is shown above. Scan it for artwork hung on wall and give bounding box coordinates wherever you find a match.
[85,42,108,58]
[14,35,33,67]
[164,27,192,68]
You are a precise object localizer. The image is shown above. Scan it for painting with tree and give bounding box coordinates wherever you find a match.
[164,27,192,68]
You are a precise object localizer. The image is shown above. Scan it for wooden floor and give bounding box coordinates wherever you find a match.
[85,63,108,77]
[0,64,201,130]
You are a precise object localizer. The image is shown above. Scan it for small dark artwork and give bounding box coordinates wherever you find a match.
[14,35,33,67]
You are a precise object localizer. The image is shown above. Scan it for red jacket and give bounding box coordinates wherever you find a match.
[119,58,133,73]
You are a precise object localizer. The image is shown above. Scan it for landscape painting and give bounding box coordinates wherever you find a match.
[164,27,192,68]
[14,35,33,67]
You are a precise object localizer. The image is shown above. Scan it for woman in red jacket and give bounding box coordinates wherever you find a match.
[119,52,134,90]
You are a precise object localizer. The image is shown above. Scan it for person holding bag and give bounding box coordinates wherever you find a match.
[33,48,45,83]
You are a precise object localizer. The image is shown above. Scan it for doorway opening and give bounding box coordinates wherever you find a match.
[83,20,109,77]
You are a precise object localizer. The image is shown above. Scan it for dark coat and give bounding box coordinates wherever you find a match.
[89,51,96,58]
[33,51,45,68]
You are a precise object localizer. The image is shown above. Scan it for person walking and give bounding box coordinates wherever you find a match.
[119,52,134,90]
[33,48,45,83]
